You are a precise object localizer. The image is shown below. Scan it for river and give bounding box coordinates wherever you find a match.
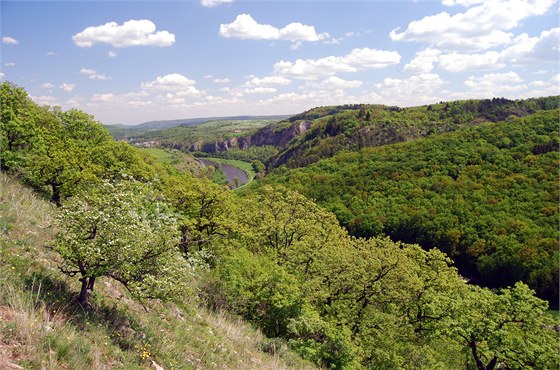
[199,159,249,189]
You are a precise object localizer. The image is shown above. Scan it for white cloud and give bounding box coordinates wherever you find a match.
[320,76,363,89]
[534,69,548,74]
[290,41,303,50]
[72,19,175,48]
[91,93,115,102]
[404,48,441,73]
[46,51,56,56]
[500,28,560,64]
[42,82,55,89]
[219,14,329,42]
[201,0,233,7]
[243,75,291,87]
[463,71,526,92]
[2,36,18,44]
[107,50,117,58]
[59,83,76,93]
[273,48,401,80]
[32,95,58,105]
[141,73,203,97]
[240,87,278,95]
[439,51,504,72]
[529,80,547,87]
[80,68,111,80]
[212,78,231,83]
[390,0,556,51]
[0,72,6,79]
[4,62,15,67]
[141,73,196,90]
[375,74,445,100]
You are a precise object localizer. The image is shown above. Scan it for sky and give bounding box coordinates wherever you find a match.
[1,0,559,125]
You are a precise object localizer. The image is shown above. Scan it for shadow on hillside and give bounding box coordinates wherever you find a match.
[22,270,146,352]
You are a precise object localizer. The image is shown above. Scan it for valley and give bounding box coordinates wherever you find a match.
[1,81,558,369]
[199,158,250,188]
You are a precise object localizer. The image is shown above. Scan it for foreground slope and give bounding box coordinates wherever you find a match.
[0,173,314,369]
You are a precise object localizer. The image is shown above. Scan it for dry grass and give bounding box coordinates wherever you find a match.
[0,173,315,369]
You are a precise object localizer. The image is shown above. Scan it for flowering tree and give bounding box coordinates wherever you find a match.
[54,178,186,307]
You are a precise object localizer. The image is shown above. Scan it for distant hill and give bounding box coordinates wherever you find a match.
[105,114,292,140]
[168,97,559,168]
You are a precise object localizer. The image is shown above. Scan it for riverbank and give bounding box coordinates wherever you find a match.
[198,157,255,189]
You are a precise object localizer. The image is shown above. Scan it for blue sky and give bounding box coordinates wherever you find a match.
[1,0,558,125]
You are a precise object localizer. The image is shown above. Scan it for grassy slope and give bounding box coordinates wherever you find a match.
[0,173,314,369]
[139,147,203,176]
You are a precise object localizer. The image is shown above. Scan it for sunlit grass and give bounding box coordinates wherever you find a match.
[0,172,314,369]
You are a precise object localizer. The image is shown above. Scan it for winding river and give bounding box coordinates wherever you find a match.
[199,159,249,188]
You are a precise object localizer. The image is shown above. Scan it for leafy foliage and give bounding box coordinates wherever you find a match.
[267,97,559,169]
[3,82,558,369]
[264,110,560,308]
[53,178,187,306]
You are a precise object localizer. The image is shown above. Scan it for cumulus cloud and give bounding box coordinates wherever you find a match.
[0,72,4,79]
[240,87,277,95]
[463,71,526,93]
[91,93,115,102]
[46,51,56,56]
[141,73,203,97]
[439,51,504,72]
[42,82,55,89]
[373,74,446,106]
[219,14,329,42]
[273,48,401,80]
[72,19,175,48]
[390,0,556,51]
[32,95,58,105]
[320,76,363,89]
[59,83,76,93]
[107,50,118,58]
[2,36,18,44]
[80,68,111,80]
[404,48,442,73]
[212,78,231,83]
[141,73,195,90]
[243,75,291,87]
[4,62,15,67]
[500,27,560,64]
[201,0,233,7]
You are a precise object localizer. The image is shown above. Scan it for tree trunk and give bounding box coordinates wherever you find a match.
[180,224,190,258]
[469,336,486,370]
[51,181,61,207]
[486,356,498,370]
[78,277,90,307]
[87,276,96,291]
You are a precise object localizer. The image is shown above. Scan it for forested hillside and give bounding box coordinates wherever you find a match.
[262,109,560,308]
[1,81,558,369]
[266,97,559,169]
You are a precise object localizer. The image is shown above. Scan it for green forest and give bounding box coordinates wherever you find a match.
[262,109,560,308]
[1,81,558,369]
